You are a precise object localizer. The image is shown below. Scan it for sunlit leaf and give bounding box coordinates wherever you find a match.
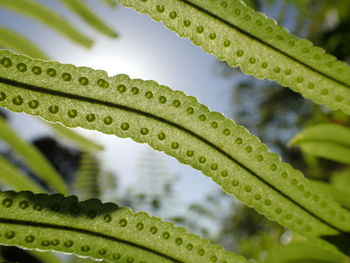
[0,190,247,263]
[117,0,350,115]
[0,50,350,255]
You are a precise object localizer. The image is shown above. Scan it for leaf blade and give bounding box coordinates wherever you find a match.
[0,50,349,252]
[0,190,247,263]
[117,0,350,114]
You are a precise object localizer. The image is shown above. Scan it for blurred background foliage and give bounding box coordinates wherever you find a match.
[0,0,350,262]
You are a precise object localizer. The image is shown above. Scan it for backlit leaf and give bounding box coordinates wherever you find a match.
[117,0,350,115]
[0,190,247,263]
[0,50,350,254]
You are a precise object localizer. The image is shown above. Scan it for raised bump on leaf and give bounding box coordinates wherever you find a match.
[116,0,350,115]
[0,50,350,247]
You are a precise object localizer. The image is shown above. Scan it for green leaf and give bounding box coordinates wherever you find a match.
[0,156,45,193]
[0,50,350,252]
[0,190,247,263]
[0,116,67,194]
[48,123,104,152]
[289,123,350,164]
[117,0,350,115]
[72,153,101,200]
[59,0,118,38]
[265,240,348,263]
[0,0,93,48]
[0,28,49,60]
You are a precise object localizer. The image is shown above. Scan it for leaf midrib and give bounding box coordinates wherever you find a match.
[0,76,346,235]
[0,217,182,263]
[176,0,350,89]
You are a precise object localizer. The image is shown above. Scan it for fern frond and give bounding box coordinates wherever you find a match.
[0,0,93,48]
[117,0,350,114]
[0,50,349,253]
[0,190,247,263]
[0,156,44,193]
[0,116,67,194]
[0,28,48,60]
[59,0,118,38]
